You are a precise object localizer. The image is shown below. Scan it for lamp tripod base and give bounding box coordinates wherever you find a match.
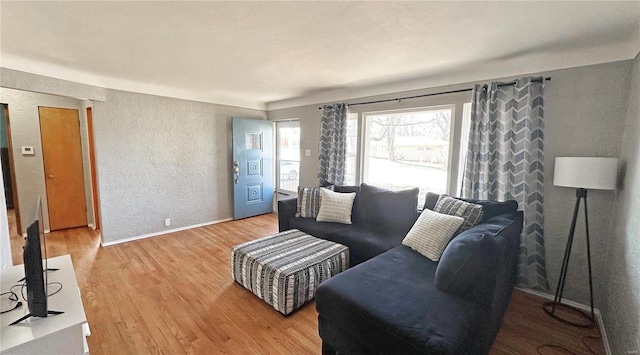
[543,188,596,329]
[542,301,595,328]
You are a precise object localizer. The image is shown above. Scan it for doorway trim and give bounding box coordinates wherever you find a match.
[86,107,100,230]
[3,104,21,235]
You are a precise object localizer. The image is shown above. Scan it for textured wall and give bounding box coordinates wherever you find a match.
[0,88,93,233]
[268,104,321,189]
[0,68,106,102]
[92,89,266,243]
[1,69,267,243]
[543,61,631,307]
[602,53,640,354]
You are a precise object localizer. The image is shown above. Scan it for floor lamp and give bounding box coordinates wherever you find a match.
[543,157,618,328]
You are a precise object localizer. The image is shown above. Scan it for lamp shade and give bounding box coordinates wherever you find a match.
[554,157,618,190]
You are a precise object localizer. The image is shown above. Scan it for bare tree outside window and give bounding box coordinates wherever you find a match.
[364,108,453,204]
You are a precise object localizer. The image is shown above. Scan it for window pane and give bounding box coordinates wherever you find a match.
[245,133,262,150]
[279,127,300,161]
[278,124,300,192]
[279,160,299,192]
[364,108,452,206]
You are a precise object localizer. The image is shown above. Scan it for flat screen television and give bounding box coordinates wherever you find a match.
[10,196,62,325]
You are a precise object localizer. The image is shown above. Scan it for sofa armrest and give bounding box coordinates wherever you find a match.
[277,198,297,232]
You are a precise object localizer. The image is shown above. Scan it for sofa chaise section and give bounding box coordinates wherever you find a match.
[316,211,524,355]
[316,245,487,354]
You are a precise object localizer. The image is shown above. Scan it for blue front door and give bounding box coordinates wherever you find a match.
[232,118,274,219]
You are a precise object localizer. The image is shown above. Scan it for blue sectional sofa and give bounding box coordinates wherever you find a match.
[277,183,523,354]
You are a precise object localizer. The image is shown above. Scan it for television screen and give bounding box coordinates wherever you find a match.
[23,196,48,317]
[9,196,64,325]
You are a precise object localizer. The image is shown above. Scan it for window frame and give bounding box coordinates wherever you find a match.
[344,113,359,186]
[275,120,300,196]
[349,101,471,198]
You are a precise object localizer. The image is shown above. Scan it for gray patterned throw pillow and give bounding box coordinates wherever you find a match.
[296,185,335,218]
[433,195,484,233]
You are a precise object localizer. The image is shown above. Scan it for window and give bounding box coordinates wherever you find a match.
[361,107,453,205]
[276,121,300,194]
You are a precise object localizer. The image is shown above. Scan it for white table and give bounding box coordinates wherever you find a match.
[0,254,90,354]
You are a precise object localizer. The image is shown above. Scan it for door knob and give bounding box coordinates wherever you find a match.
[233,161,240,184]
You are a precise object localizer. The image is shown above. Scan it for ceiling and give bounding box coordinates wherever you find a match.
[1,1,638,110]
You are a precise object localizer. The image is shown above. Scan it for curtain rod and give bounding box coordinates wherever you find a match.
[496,76,550,88]
[317,77,551,109]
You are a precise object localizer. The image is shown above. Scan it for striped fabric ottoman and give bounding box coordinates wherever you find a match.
[231,229,349,316]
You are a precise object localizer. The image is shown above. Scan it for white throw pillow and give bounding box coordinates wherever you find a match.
[402,209,464,261]
[316,188,357,224]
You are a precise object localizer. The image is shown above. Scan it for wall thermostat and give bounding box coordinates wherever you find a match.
[21,146,35,155]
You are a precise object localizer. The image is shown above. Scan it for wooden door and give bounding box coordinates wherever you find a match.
[39,107,87,231]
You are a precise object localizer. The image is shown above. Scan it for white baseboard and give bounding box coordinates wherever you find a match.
[24,231,49,236]
[516,287,611,355]
[100,218,233,247]
[594,308,611,355]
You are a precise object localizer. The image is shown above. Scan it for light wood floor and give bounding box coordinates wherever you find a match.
[7,210,605,354]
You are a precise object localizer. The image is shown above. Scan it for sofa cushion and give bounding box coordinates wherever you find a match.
[402,209,464,261]
[278,198,298,232]
[334,185,360,194]
[435,212,524,304]
[353,183,419,234]
[433,195,484,233]
[325,226,407,266]
[316,245,486,355]
[333,185,361,221]
[296,185,334,218]
[289,217,350,241]
[423,193,519,222]
[434,232,500,295]
[457,198,518,221]
[317,189,357,224]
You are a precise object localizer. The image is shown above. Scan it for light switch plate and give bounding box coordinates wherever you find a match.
[305,149,311,157]
[21,146,35,155]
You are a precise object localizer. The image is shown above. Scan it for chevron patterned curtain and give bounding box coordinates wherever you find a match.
[462,77,548,290]
[317,103,347,186]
